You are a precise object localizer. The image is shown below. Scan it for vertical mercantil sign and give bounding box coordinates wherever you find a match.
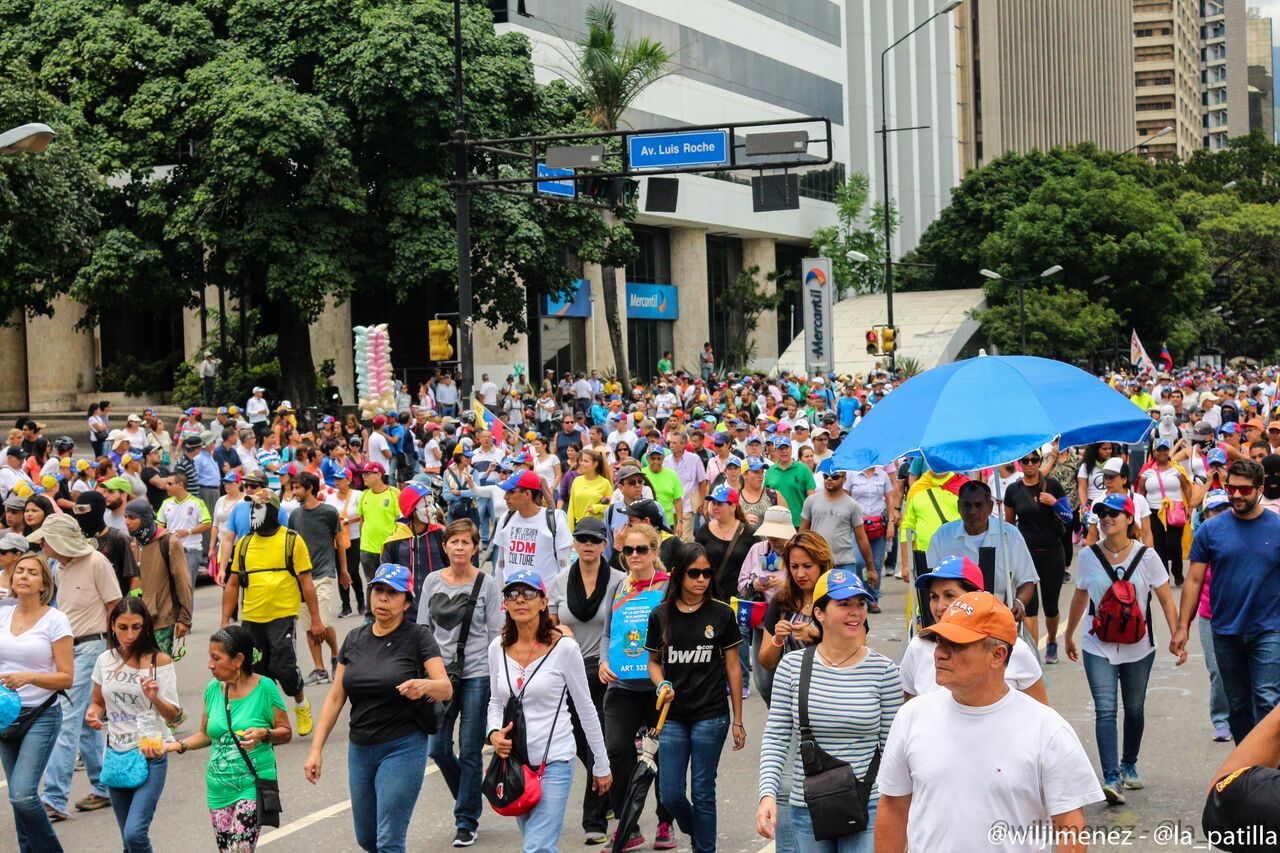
[802,258,834,375]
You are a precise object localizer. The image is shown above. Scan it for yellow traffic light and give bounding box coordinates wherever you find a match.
[881,326,896,355]
[428,319,454,361]
[865,329,880,355]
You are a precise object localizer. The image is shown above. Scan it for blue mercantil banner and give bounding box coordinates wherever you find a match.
[608,589,663,680]
[625,283,679,320]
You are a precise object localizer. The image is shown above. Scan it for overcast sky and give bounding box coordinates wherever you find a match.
[1255,1,1280,27]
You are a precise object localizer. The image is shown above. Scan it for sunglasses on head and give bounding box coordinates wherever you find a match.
[573,534,604,544]
[621,545,652,556]
[1225,484,1256,496]
[685,568,713,580]
[502,587,542,602]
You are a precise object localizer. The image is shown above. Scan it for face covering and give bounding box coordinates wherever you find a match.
[1265,476,1280,501]
[73,493,107,538]
[125,498,157,545]
[250,498,281,535]
[414,503,431,524]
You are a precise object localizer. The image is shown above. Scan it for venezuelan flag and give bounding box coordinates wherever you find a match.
[730,596,768,630]
[473,398,504,443]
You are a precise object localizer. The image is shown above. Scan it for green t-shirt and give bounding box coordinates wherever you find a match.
[358,486,402,554]
[657,358,673,376]
[765,462,816,527]
[203,677,285,809]
[644,465,684,525]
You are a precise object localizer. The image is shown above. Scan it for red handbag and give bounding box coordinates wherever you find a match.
[483,687,565,816]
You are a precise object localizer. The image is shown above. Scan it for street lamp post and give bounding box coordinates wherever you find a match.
[878,1,961,371]
[452,0,474,404]
[0,123,56,156]
[979,265,1062,353]
[1123,125,1172,156]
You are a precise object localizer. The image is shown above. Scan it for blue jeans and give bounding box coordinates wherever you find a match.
[751,627,775,705]
[0,702,63,853]
[109,755,168,852]
[515,759,574,852]
[1081,651,1155,781]
[657,715,729,853]
[43,637,107,812]
[478,496,494,549]
[790,800,877,853]
[737,620,753,690]
[851,537,887,601]
[348,730,429,853]
[1200,617,1230,731]
[1213,631,1280,743]
[427,675,489,832]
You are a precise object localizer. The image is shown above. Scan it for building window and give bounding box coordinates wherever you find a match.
[706,236,743,371]
[628,226,672,285]
[1136,46,1174,62]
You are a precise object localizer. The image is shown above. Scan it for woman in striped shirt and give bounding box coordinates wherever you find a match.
[756,568,902,853]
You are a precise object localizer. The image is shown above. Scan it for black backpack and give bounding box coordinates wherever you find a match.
[235,529,300,589]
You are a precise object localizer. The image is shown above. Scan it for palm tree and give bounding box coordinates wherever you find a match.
[563,3,670,391]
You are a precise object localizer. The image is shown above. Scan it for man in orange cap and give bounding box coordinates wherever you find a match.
[875,592,1101,852]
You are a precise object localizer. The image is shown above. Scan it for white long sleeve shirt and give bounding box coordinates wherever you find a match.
[487,636,609,776]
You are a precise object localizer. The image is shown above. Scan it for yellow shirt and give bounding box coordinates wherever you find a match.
[238,528,313,623]
[568,474,613,528]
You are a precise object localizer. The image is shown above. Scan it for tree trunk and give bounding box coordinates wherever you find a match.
[275,295,317,410]
[602,263,630,395]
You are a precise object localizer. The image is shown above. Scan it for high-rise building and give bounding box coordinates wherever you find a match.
[1133,0,1203,159]
[1247,7,1275,140]
[956,0,1136,170]
[1202,0,1250,150]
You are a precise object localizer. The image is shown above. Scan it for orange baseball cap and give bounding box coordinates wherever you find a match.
[921,591,1016,645]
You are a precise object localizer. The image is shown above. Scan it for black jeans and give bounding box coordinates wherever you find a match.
[338,538,365,614]
[1150,515,1185,586]
[244,617,304,698]
[568,659,611,833]
[603,687,673,828]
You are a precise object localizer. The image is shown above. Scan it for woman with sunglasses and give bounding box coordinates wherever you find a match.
[86,598,181,853]
[1004,450,1068,664]
[1064,494,1183,805]
[646,542,745,853]
[487,568,612,853]
[696,485,757,696]
[1139,438,1192,587]
[598,524,677,850]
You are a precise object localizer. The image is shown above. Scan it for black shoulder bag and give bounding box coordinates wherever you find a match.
[224,684,283,828]
[797,645,879,840]
[432,574,486,729]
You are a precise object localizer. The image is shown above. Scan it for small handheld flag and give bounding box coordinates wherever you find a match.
[730,596,768,630]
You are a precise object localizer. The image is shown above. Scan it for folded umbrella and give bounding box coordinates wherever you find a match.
[610,696,672,853]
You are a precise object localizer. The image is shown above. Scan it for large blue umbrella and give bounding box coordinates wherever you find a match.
[831,355,1154,474]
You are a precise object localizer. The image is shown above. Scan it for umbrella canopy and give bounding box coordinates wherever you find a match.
[610,700,671,853]
[831,355,1153,474]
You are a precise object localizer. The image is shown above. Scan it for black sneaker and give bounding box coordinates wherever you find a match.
[338,607,353,618]
[453,828,477,847]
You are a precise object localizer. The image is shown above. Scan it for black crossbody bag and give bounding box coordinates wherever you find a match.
[797,646,880,840]
[224,685,283,828]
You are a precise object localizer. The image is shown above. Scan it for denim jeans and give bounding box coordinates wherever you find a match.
[427,675,489,832]
[477,496,494,549]
[789,800,877,853]
[1199,617,1230,731]
[43,637,107,812]
[1081,650,1155,781]
[515,759,574,853]
[0,702,63,853]
[1213,631,1280,743]
[657,715,730,853]
[851,536,887,601]
[737,620,753,690]
[109,755,168,853]
[348,730,429,853]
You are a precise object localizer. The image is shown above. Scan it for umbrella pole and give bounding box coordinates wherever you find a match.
[654,694,672,732]
[994,471,1039,660]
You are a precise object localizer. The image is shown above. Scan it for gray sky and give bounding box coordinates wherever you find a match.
[1256,1,1280,26]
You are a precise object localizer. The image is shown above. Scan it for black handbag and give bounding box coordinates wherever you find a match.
[797,646,879,840]
[224,685,283,828]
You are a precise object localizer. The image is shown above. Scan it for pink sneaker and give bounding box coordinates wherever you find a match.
[653,821,676,850]
[610,831,645,852]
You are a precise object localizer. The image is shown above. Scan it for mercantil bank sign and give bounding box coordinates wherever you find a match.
[625,283,680,320]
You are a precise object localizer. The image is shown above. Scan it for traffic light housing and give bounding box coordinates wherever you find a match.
[580,176,638,210]
[881,326,896,355]
[428,319,454,362]
[865,329,880,355]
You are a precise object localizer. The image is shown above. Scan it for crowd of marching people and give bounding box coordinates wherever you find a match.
[2,361,1280,851]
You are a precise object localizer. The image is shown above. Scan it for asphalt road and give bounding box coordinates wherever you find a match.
[1,567,1235,852]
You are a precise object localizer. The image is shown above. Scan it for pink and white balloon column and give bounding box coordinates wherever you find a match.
[354,324,395,418]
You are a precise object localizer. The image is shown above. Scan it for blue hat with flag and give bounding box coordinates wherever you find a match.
[502,567,546,596]
[370,563,414,598]
[1207,448,1227,466]
[1204,489,1230,511]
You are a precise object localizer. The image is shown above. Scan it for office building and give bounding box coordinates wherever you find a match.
[956,0,1136,170]
[1202,0,1250,150]
[1247,7,1275,139]
[1133,0,1204,159]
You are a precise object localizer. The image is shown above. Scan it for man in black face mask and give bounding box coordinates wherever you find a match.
[124,498,191,655]
[1261,455,1280,508]
[74,490,139,597]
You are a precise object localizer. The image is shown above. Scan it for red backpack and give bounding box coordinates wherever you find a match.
[1088,545,1150,645]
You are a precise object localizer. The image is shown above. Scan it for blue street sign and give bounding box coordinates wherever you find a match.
[536,163,576,197]
[627,130,730,170]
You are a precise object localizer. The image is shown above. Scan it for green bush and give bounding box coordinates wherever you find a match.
[97,354,182,398]
[171,358,282,409]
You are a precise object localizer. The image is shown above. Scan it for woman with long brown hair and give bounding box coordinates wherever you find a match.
[567,448,613,529]
[758,530,833,680]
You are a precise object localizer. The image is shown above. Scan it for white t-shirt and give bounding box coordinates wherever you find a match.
[653,392,678,419]
[326,489,362,540]
[1077,463,1108,505]
[1075,544,1168,665]
[479,381,499,406]
[237,445,261,476]
[493,507,573,589]
[91,651,179,750]
[246,396,269,424]
[0,606,72,705]
[878,689,1103,852]
[368,431,392,464]
[1141,466,1185,508]
[899,635,1042,697]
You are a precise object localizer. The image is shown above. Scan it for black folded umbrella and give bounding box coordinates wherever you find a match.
[610,697,672,853]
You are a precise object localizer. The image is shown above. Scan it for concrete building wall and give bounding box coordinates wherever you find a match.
[965,0,1137,167]
[309,297,355,404]
[26,295,95,412]
[1204,0,1252,149]
[1134,0,1204,160]
[669,227,709,375]
[0,316,28,410]
[743,237,779,364]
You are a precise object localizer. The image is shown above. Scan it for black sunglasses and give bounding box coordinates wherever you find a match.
[685,568,713,580]
[573,534,604,544]
[621,545,652,556]
[1094,507,1124,519]
[1020,457,1041,465]
[502,588,542,602]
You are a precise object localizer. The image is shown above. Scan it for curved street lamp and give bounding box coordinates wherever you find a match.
[0,123,56,156]
[978,265,1063,353]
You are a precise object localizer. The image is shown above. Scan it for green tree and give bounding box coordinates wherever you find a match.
[808,173,893,297]
[972,287,1122,365]
[714,265,784,372]
[561,2,670,393]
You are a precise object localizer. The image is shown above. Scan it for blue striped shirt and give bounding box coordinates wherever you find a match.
[758,647,902,807]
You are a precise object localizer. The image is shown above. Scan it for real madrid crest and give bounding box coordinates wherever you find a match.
[704,625,714,639]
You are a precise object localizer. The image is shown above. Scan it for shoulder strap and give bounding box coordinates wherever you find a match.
[452,574,486,672]
[237,534,252,587]
[798,645,817,735]
[716,524,745,584]
[224,684,263,782]
[545,507,557,540]
[925,489,949,525]
[285,529,298,581]
[536,687,568,772]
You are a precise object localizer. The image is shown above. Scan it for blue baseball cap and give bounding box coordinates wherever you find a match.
[370,563,414,598]
[502,568,546,596]
[1092,493,1136,517]
[774,436,792,449]
[813,568,872,602]
[333,467,349,479]
[1219,422,1240,435]
[915,555,987,592]
[1207,448,1228,466]
[707,484,739,505]
[1204,488,1230,510]
[723,455,742,468]
[223,471,241,484]
[745,456,769,471]
[646,443,666,457]
[713,432,732,445]
[1153,437,1173,450]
